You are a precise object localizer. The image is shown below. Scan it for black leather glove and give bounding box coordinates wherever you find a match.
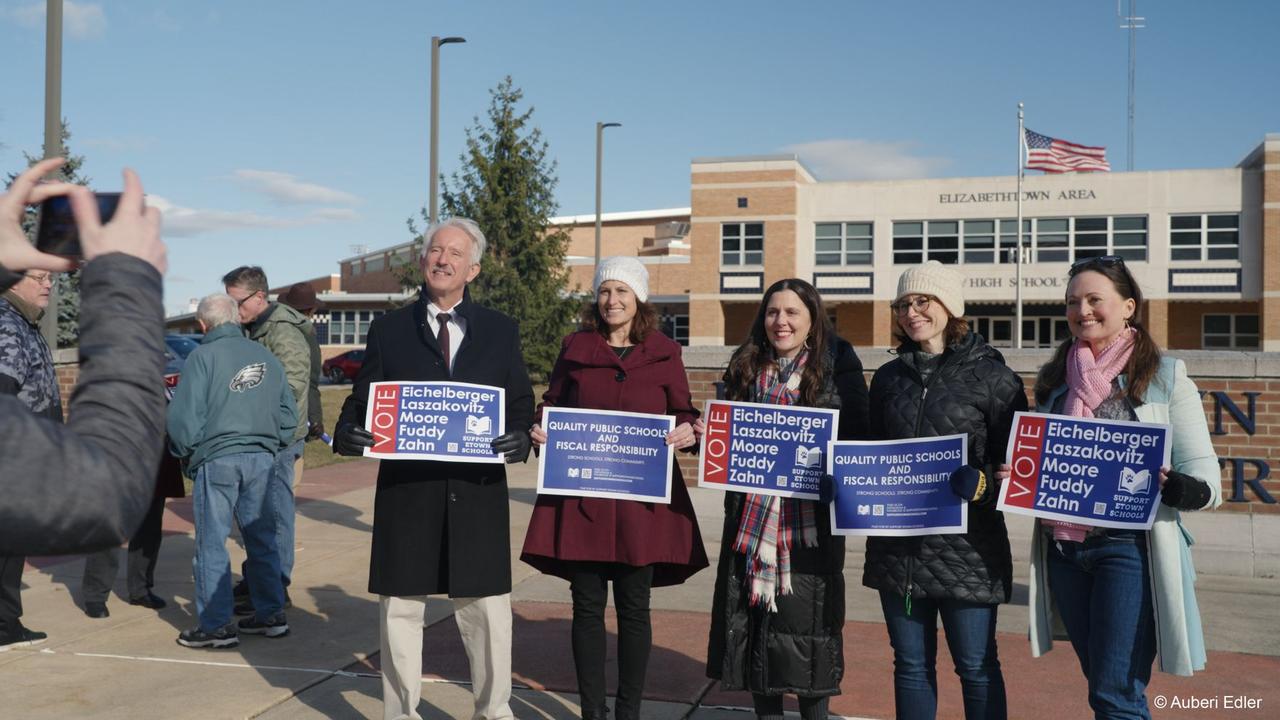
[949,466,985,502]
[333,422,374,457]
[818,473,837,504]
[307,423,326,442]
[1161,470,1213,510]
[491,430,531,464]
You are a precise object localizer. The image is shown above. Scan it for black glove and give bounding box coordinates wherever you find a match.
[949,466,985,502]
[307,423,326,442]
[818,473,837,504]
[491,430,531,464]
[1161,470,1213,510]
[333,422,374,457]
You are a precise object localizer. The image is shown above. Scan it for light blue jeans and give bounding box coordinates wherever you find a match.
[192,452,284,631]
[269,438,304,585]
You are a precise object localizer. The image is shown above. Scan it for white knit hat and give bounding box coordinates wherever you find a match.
[895,260,965,317]
[593,256,649,303]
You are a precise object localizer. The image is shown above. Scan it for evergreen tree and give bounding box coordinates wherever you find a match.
[398,77,579,377]
[5,121,89,348]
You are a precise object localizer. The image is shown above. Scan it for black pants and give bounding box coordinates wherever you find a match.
[752,693,830,720]
[82,495,166,603]
[569,562,655,720]
[0,553,25,636]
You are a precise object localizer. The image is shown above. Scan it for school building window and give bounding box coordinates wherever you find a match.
[1171,214,1240,261]
[815,222,873,266]
[365,255,386,273]
[326,309,385,345]
[892,221,959,264]
[1203,314,1258,349]
[894,216,1147,265]
[662,314,689,345]
[1030,216,1148,263]
[721,222,763,266]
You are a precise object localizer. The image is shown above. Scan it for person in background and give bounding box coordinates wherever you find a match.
[864,261,1027,720]
[1018,256,1221,719]
[521,256,708,720]
[703,278,870,720]
[277,282,326,443]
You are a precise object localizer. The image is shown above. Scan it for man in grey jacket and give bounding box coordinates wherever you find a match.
[0,161,168,564]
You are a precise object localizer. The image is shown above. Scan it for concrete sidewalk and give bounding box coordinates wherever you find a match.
[5,457,1278,719]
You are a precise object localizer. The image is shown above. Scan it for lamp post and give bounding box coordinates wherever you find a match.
[40,0,63,348]
[429,35,465,226]
[594,121,621,270]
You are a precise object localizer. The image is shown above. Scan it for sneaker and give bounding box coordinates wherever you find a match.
[84,601,110,619]
[0,626,49,652]
[176,626,239,649]
[128,593,167,610]
[237,614,289,638]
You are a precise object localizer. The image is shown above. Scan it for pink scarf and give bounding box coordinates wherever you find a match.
[1063,328,1136,417]
[1049,328,1136,542]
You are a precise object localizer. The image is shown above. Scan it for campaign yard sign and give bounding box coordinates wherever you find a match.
[537,407,675,504]
[698,399,839,500]
[999,412,1170,530]
[363,381,505,464]
[828,434,969,536]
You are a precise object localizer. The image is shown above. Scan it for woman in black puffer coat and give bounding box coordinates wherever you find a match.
[703,279,869,720]
[864,261,1027,720]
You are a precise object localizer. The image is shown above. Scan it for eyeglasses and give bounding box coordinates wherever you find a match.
[23,272,53,286]
[233,290,262,308]
[890,296,932,315]
[1069,255,1125,275]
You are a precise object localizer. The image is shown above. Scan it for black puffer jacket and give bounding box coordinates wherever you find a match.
[707,338,869,696]
[862,332,1028,605]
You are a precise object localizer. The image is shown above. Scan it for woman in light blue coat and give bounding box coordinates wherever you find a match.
[1000,256,1220,720]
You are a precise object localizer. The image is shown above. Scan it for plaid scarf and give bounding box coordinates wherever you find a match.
[732,351,819,612]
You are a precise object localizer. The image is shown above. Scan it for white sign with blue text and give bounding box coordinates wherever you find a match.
[363,381,505,464]
[999,412,1171,530]
[698,399,840,500]
[828,435,969,536]
[537,407,675,504]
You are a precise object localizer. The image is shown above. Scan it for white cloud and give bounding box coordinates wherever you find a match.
[779,139,950,181]
[8,1,106,38]
[146,195,357,238]
[233,170,360,206]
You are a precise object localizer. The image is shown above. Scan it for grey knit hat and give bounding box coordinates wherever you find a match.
[895,260,965,317]
[593,256,649,303]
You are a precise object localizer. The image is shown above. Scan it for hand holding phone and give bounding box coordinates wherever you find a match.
[0,158,76,274]
[36,193,123,259]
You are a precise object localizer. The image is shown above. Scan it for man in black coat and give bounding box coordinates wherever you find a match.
[333,217,533,720]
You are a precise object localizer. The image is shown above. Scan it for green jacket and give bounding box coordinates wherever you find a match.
[167,323,298,474]
[247,302,310,442]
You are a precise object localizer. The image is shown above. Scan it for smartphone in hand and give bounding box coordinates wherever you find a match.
[35,192,124,259]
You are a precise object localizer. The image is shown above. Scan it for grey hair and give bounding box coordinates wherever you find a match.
[420,217,487,265]
[197,293,239,330]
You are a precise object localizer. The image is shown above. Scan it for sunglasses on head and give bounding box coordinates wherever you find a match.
[1068,255,1125,275]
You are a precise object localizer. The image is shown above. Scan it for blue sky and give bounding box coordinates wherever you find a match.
[2,0,1277,315]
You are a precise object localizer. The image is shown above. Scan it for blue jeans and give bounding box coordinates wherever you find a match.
[192,452,284,631]
[1047,531,1156,720]
[269,438,303,584]
[879,590,1007,720]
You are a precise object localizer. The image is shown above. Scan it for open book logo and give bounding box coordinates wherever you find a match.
[465,415,493,436]
[795,446,822,468]
[1118,467,1151,495]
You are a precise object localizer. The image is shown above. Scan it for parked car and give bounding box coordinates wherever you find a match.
[323,349,364,384]
[163,334,202,397]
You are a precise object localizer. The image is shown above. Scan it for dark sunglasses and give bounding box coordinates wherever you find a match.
[1069,255,1125,275]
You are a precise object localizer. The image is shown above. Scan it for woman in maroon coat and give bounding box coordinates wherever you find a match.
[521,256,708,720]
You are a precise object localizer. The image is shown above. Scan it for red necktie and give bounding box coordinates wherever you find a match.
[437,312,451,371]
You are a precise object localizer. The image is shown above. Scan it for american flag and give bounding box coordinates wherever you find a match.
[1024,129,1110,173]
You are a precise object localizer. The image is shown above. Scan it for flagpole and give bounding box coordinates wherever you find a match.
[1015,103,1025,349]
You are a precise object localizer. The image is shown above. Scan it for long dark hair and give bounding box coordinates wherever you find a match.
[1034,259,1162,406]
[723,278,834,406]
[579,298,659,344]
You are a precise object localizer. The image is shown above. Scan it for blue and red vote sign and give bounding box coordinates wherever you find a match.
[828,435,968,536]
[537,407,675,504]
[998,412,1170,530]
[697,399,839,500]
[363,381,506,463]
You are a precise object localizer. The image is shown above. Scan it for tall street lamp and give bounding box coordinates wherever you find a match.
[41,0,64,347]
[594,121,621,270]
[429,35,465,226]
